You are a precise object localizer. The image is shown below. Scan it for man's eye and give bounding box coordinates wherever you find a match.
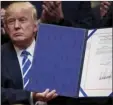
[7,19,15,24]
[19,18,27,22]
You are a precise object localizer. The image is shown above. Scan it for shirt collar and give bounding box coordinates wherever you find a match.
[14,39,36,57]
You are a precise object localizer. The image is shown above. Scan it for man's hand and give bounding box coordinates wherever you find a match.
[33,89,58,102]
[40,1,64,23]
[100,1,111,17]
[1,8,6,20]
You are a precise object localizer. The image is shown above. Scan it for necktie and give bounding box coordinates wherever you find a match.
[21,50,32,89]
[21,51,47,105]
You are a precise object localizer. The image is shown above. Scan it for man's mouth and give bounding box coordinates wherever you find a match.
[14,33,23,36]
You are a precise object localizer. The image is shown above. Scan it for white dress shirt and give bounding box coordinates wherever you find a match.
[14,40,47,105]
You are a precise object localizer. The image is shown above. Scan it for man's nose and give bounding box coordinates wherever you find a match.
[14,20,21,29]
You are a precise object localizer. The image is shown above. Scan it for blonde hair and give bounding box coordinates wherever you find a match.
[5,1,38,22]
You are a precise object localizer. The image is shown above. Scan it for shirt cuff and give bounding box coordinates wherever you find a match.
[35,101,47,105]
[30,92,34,105]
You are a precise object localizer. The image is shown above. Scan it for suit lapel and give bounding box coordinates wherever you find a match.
[6,42,23,89]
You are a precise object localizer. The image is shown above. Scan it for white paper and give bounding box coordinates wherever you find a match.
[79,28,112,97]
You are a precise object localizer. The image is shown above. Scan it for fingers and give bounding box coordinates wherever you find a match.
[54,1,61,8]
[46,90,56,98]
[1,8,6,20]
[45,89,58,101]
[43,1,55,12]
[102,1,111,6]
[42,4,56,17]
[43,88,50,95]
[42,4,49,13]
[101,1,111,11]
[36,88,49,98]
[35,89,58,102]
[101,3,108,11]
[100,1,111,17]
[46,93,58,101]
[43,1,61,12]
[52,93,58,99]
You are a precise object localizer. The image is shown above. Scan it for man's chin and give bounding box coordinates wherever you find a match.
[12,39,28,48]
[12,38,26,43]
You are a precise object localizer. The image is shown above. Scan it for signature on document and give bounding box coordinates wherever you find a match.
[99,68,112,82]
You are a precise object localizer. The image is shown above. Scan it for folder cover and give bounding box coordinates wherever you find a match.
[27,23,87,97]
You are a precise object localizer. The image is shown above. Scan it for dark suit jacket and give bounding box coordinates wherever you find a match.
[1,33,10,45]
[1,42,31,105]
[31,1,96,29]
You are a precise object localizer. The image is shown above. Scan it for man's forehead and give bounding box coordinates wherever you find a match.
[6,7,32,18]
[7,6,31,14]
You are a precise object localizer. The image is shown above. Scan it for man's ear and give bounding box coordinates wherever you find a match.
[3,22,8,34]
[34,20,38,32]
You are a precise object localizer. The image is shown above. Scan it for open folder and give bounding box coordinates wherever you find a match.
[25,23,112,98]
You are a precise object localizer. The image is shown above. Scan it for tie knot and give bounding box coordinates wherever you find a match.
[21,50,30,57]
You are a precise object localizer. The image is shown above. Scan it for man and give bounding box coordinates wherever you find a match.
[1,2,58,105]
[31,1,95,29]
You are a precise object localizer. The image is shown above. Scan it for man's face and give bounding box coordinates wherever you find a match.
[5,7,37,43]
